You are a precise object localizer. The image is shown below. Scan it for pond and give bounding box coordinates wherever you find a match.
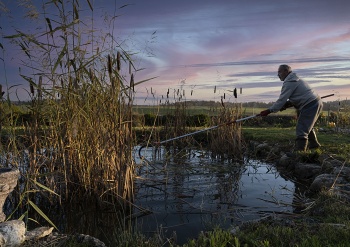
[3,146,296,246]
[134,146,295,245]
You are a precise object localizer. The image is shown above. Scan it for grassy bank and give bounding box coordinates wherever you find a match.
[243,127,350,160]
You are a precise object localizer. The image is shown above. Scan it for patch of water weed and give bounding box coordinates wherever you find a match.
[183,228,242,247]
[306,190,350,223]
[236,221,350,247]
[112,229,177,247]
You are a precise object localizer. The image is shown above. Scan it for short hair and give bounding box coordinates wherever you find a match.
[279,64,292,72]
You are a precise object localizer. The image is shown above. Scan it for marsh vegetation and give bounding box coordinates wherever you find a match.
[1,1,350,246]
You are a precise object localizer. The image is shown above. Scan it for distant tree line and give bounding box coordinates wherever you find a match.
[1,99,349,127]
[167,99,349,112]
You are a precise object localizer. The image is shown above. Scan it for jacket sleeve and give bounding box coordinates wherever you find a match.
[269,81,298,112]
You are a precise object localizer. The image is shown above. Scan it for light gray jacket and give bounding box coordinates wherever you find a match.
[269,72,319,112]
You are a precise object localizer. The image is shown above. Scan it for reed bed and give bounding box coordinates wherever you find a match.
[2,0,138,215]
[141,85,243,160]
[209,103,243,159]
[37,54,135,201]
[162,89,191,147]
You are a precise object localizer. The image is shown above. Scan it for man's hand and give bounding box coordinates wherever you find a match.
[280,101,294,111]
[259,109,271,117]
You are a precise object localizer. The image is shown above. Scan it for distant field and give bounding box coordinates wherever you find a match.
[133,105,298,116]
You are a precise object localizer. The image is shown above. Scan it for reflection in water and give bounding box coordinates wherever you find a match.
[135,146,295,244]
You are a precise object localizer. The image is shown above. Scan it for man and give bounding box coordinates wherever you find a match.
[259,64,323,152]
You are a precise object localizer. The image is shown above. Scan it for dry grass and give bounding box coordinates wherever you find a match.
[209,103,243,159]
[2,0,139,212]
[141,86,243,159]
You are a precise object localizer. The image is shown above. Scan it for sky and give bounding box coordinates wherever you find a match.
[1,0,350,104]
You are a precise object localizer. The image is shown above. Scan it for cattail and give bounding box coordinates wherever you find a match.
[30,82,34,95]
[130,73,134,92]
[73,78,78,89]
[240,87,242,94]
[117,51,121,71]
[224,93,225,99]
[107,55,112,75]
[89,68,94,82]
[214,86,216,93]
[38,76,42,99]
[234,88,237,98]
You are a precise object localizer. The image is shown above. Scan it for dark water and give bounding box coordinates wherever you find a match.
[3,146,295,246]
[134,146,295,244]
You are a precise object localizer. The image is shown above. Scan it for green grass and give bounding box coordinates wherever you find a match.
[134,105,215,116]
[133,105,330,117]
[243,126,350,147]
[242,127,295,144]
[133,105,298,116]
[243,127,350,160]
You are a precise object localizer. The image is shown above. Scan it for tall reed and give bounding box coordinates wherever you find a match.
[209,102,243,159]
[162,88,189,146]
[145,85,243,159]
[3,0,138,208]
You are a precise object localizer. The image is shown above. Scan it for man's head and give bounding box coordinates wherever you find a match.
[278,64,292,81]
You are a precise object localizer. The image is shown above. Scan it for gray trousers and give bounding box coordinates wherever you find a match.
[296,99,323,140]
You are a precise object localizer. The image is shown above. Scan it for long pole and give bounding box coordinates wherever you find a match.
[156,114,257,145]
[138,114,258,159]
[144,93,335,146]
[319,94,334,100]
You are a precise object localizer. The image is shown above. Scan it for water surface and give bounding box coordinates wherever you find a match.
[134,146,295,244]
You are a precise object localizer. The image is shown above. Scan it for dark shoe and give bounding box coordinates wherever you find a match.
[295,138,308,152]
[309,142,321,149]
[308,129,321,149]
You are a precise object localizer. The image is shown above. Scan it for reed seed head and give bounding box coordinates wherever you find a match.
[38,76,42,99]
[130,73,134,91]
[30,82,34,95]
[117,51,121,71]
[107,54,112,75]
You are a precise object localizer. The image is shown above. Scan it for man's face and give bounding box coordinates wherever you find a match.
[277,67,288,81]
